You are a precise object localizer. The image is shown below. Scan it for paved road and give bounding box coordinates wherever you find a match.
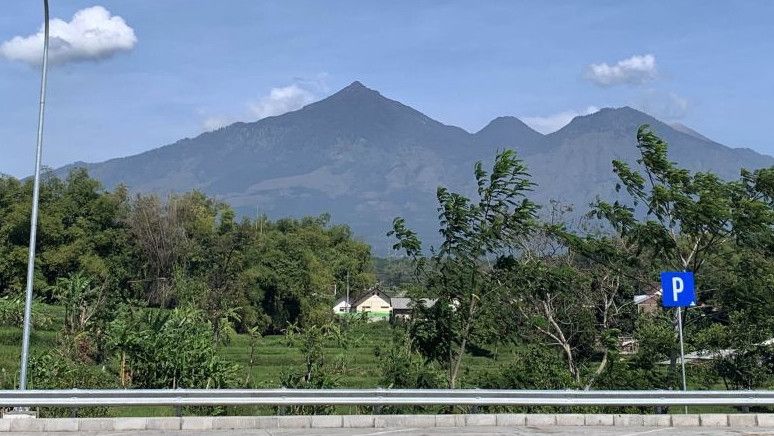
[10,427,774,435]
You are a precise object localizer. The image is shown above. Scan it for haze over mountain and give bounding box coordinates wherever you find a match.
[56,82,774,252]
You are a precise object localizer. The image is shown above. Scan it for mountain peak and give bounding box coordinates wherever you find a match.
[346,80,367,89]
[474,116,544,152]
[49,84,774,253]
[477,116,541,136]
[273,80,467,144]
[332,80,379,98]
[550,106,657,137]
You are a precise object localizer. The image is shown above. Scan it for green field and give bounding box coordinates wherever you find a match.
[0,303,763,417]
[0,303,508,390]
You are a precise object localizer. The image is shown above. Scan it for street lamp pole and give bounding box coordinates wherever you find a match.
[18,0,50,390]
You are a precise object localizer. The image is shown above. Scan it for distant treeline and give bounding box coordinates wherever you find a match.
[0,169,374,334]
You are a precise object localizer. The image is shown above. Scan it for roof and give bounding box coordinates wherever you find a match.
[658,337,774,364]
[391,297,437,310]
[634,291,661,305]
[420,298,437,308]
[391,297,411,310]
[351,287,391,307]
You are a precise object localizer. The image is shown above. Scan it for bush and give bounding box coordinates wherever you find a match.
[0,296,53,330]
[476,345,574,389]
[107,307,240,389]
[29,349,115,417]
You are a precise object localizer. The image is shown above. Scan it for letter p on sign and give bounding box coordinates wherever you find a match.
[672,276,684,301]
[661,272,696,308]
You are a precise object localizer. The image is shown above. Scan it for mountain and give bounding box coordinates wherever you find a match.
[474,116,545,154]
[56,82,774,252]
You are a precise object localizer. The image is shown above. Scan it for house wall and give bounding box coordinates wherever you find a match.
[332,300,351,315]
[354,294,391,320]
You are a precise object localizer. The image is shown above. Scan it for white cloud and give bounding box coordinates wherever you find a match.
[202,116,235,132]
[201,83,320,131]
[248,84,315,120]
[0,6,136,66]
[635,91,689,120]
[585,54,657,87]
[523,106,600,134]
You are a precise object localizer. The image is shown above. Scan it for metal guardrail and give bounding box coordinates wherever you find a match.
[1,389,774,408]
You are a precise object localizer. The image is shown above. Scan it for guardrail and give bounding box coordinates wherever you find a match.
[1,389,774,408]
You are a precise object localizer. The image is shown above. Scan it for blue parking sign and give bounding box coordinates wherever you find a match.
[661,272,696,308]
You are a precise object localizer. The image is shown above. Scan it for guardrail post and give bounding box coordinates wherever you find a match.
[175,386,182,417]
[373,388,384,415]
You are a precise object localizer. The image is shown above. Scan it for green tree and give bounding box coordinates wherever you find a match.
[589,125,774,388]
[390,150,538,387]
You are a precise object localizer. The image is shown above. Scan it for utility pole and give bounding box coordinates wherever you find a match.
[19,0,50,391]
[346,271,350,313]
[255,204,264,237]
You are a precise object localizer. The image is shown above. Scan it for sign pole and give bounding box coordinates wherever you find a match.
[660,271,696,415]
[677,306,688,413]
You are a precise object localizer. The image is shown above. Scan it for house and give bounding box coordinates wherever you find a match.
[350,287,392,321]
[390,297,411,321]
[634,286,661,314]
[618,336,639,354]
[391,297,437,322]
[332,296,352,315]
[332,285,436,322]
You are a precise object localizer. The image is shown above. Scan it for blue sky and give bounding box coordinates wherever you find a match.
[1,1,773,177]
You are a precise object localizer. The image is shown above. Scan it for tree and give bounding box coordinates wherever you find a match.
[390,150,538,387]
[593,125,747,281]
[0,170,130,300]
[50,272,105,336]
[125,194,190,306]
[247,215,374,332]
[589,125,774,388]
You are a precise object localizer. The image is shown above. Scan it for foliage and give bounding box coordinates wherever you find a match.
[29,348,115,417]
[281,320,346,389]
[390,149,538,387]
[693,312,774,390]
[106,307,239,389]
[0,295,52,330]
[587,125,774,389]
[476,345,574,389]
[49,272,105,336]
[280,319,358,414]
[0,170,131,300]
[375,327,443,389]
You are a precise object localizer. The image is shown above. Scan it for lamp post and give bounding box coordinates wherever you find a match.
[18,0,50,390]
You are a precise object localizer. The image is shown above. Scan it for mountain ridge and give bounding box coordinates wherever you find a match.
[53,82,774,251]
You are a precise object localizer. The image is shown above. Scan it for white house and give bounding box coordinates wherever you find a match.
[333,286,436,322]
[332,296,352,315]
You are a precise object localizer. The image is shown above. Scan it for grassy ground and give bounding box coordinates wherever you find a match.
[223,326,387,388]
[0,305,406,389]
[0,303,765,417]
[0,304,507,390]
